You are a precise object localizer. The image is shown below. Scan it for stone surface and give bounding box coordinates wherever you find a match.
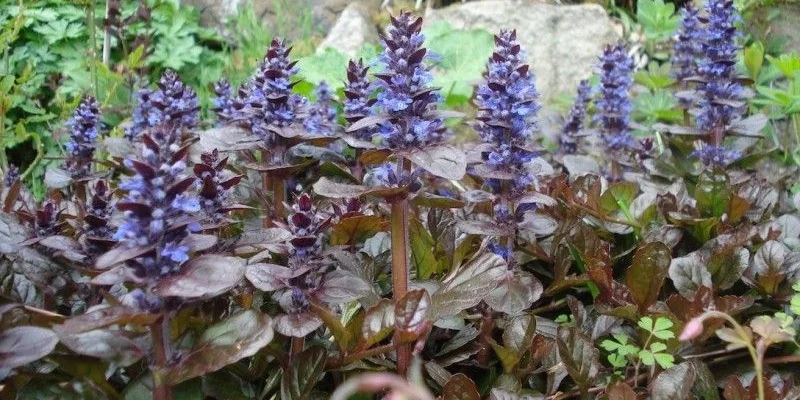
[317,3,378,57]
[425,0,619,102]
[186,0,358,41]
[768,4,800,54]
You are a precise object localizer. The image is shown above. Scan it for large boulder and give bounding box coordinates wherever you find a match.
[317,3,378,57]
[187,0,355,41]
[767,4,800,54]
[425,0,619,102]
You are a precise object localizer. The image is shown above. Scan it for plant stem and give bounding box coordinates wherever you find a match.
[150,316,173,400]
[261,149,272,228]
[391,196,411,375]
[390,156,411,375]
[700,311,765,400]
[328,343,396,368]
[102,0,111,65]
[273,177,286,221]
[290,336,304,360]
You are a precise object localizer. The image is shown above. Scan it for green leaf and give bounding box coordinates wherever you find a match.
[634,90,682,123]
[653,352,675,369]
[0,326,59,369]
[695,171,731,219]
[639,349,655,366]
[297,48,349,91]
[599,181,639,214]
[636,0,679,43]
[158,310,274,384]
[411,218,438,279]
[148,35,202,70]
[425,23,494,100]
[652,317,675,340]
[280,346,327,400]
[635,62,676,90]
[743,42,765,80]
[625,242,671,312]
[766,52,800,79]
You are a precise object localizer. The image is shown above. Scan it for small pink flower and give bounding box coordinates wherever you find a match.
[679,317,705,341]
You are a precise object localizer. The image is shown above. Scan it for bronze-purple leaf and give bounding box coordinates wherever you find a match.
[157,310,273,384]
[395,289,430,344]
[153,255,245,298]
[0,326,59,369]
[625,242,671,312]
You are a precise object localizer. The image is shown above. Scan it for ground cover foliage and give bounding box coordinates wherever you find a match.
[1,1,800,399]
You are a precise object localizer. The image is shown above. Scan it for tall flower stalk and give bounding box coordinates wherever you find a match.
[559,79,591,155]
[235,38,307,226]
[596,43,635,156]
[343,59,377,178]
[472,29,544,297]
[64,96,101,179]
[693,0,743,169]
[112,124,200,400]
[372,12,446,374]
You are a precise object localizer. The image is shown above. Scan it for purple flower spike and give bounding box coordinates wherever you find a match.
[595,43,635,153]
[65,96,101,177]
[374,12,445,149]
[559,79,592,154]
[303,81,337,136]
[212,79,235,124]
[126,71,199,141]
[343,59,377,141]
[694,0,743,168]
[474,29,541,193]
[672,4,704,83]
[113,125,199,281]
[234,38,307,143]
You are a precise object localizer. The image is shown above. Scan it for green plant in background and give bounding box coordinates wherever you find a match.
[636,0,679,44]
[0,0,233,198]
[424,21,494,108]
[601,316,676,375]
[752,52,800,164]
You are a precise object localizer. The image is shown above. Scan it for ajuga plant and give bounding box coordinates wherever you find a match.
[559,79,592,155]
[126,70,200,141]
[230,37,337,226]
[193,149,243,223]
[303,81,337,136]
[211,78,235,125]
[5,9,800,400]
[596,43,636,158]
[671,3,703,101]
[464,28,548,314]
[692,0,744,168]
[343,59,377,144]
[672,4,703,80]
[64,96,101,179]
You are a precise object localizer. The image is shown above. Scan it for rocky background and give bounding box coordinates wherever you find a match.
[185,0,800,103]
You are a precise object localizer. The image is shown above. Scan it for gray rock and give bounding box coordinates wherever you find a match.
[425,0,619,102]
[767,4,800,54]
[186,0,358,41]
[317,3,378,57]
